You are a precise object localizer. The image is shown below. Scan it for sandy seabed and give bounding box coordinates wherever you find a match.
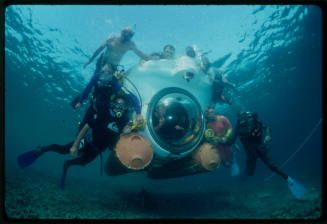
[5,167,322,220]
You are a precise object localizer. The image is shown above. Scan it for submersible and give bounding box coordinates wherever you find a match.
[114,56,214,169]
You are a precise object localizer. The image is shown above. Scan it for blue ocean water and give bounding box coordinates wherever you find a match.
[4,5,322,219]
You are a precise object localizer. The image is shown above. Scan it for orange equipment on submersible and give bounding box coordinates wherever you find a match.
[192,143,221,171]
[115,133,153,170]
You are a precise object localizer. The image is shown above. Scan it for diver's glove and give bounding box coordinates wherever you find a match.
[113,71,125,81]
[264,135,272,144]
[216,136,228,144]
[131,119,146,130]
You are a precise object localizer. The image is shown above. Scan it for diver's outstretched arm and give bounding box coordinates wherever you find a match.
[130,42,150,61]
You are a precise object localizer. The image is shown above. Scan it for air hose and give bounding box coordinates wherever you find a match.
[116,66,143,111]
[123,75,142,111]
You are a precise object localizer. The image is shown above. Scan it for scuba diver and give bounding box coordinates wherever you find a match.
[74,60,145,132]
[211,69,237,106]
[190,46,236,104]
[17,93,136,190]
[217,111,307,200]
[204,106,240,176]
[71,26,149,122]
[71,61,145,132]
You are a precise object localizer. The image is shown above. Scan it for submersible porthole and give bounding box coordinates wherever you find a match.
[147,87,205,155]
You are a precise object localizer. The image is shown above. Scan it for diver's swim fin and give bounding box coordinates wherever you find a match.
[17,150,38,168]
[287,176,307,200]
[231,157,240,176]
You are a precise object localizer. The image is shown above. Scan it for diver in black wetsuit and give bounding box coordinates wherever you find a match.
[217,111,287,180]
[216,111,308,200]
[70,27,146,125]
[70,52,144,127]
[211,70,236,106]
[19,94,134,190]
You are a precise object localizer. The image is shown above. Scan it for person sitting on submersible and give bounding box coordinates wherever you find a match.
[160,44,176,60]
[139,44,176,65]
[216,111,307,200]
[17,93,139,190]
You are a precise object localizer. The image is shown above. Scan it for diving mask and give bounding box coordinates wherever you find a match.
[205,109,216,121]
[238,111,258,126]
[121,28,134,42]
[110,100,127,118]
